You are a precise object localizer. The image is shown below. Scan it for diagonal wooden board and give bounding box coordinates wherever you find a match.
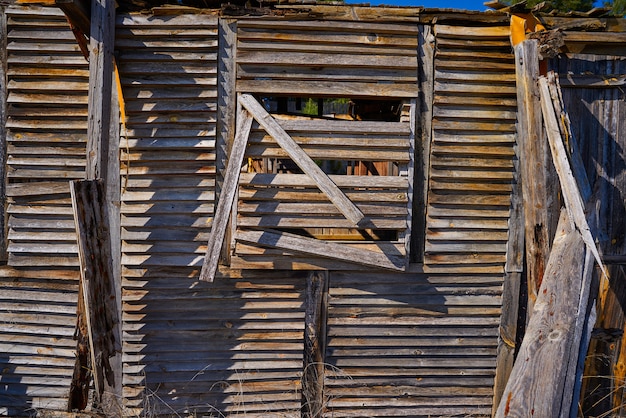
[200,105,254,282]
[239,93,365,226]
[236,229,405,271]
[538,76,606,278]
[201,94,403,281]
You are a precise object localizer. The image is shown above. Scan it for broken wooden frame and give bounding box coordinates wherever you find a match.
[495,69,606,418]
[201,93,411,281]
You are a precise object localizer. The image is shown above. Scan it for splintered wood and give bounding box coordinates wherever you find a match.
[69,179,118,406]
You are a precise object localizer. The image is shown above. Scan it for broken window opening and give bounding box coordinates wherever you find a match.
[240,95,411,246]
[261,96,403,122]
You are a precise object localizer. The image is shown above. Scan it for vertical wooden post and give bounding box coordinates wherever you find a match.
[0,7,7,262]
[81,0,122,411]
[514,40,558,312]
[87,0,115,181]
[493,136,525,413]
[302,270,329,418]
[412,23,434,263]
[403,98,416,266]
[216,18,238,265]
[106,69,122,411]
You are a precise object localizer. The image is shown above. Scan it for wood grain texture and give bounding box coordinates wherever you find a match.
[514,40,555,308]
[236,229,405,271]
[4,5,88,266]
[235,19,417,97]
[495,210,584,418]
[200,106,252,282]
[425,22,514,270]
[70,179,118,406]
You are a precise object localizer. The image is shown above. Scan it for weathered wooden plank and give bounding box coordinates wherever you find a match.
[494,211,584,418]
[515,40,556,308]
[238,40,416,57]
[85,0,114,187]
[236,229,404,271]
[240,173,407,188]
[240,93,364,226]
[245,145,409,162]
[237,216,405,229]
[237,28,417,47]
[248,131,409,148]
[410,24,434,264]
[115,13,218,27]
[238,202,406,216]
[0,9,7,261]
[236,19,419,35]
[69,179,118,409]
[539,76,605,276]
[237,80,418,98]
[266,119,410,134]
[238,66,416,83]
[435,24,510,38]
[199,106,253,282]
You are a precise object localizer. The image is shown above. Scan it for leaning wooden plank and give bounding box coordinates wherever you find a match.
[239,93,365,226]
[236,229,404,271]
[199,107,253,282]
[538,76,606,277]
[69,179,118,409]
[494,210,585,418]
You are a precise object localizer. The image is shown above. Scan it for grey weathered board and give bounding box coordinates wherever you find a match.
[551,54,626,416]
[115,13,228,415]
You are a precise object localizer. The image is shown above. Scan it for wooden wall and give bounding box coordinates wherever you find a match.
[0,5,85,414]
[114,13,225,414]
[0,7,521,417]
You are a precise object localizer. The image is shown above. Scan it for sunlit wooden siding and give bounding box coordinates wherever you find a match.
[424,23,516,273]
[0,6,84,415]
[236,19,418,98]
[4,5,88,267]
[0,9,523,417]
[121,267,305,416]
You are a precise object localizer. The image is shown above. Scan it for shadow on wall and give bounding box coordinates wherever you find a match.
[0,352,29,416]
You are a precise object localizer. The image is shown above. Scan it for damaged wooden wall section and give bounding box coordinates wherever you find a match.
[2,3,625,417]
[0,6,517,417]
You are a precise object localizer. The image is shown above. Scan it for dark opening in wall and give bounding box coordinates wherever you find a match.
[261,96,402,122]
